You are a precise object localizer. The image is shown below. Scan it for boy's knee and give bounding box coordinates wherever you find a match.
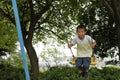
[76,58,82,69]
[83,64,89,70]
[83,58,90,70]
[76,64,82,69]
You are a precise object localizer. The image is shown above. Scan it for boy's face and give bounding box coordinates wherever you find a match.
[77,28,86,39]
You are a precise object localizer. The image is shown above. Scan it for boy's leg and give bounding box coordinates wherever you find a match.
[76,58,88,77]
[83,57,90,78]
[76,58,83,69]
[75,58,83,77]
[80,66,85,77]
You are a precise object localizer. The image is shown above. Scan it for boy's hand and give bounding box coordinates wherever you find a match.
[91,42,96,48]
[68,44,73,48]
[91,45,95,48]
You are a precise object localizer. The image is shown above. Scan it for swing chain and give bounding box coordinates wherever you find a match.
[56,7,75,57]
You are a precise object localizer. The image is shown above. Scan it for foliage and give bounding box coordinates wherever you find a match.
[0,52,31,80]
[3,52,25,68]
[1,59,120,80]
[39,66,120,80]
[39,43,67,67]
[106,60,118,65]
[0,8,17,56]
[0,62,25,80]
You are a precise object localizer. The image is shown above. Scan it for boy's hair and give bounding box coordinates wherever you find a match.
[76,24,87,31]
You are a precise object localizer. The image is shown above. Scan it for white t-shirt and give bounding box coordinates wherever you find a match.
[71,35,95,57]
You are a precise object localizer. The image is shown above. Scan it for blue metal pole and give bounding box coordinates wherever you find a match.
[11,0,30,80]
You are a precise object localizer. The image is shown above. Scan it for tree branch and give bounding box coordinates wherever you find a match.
[0,4,28,43]
[41,10,52,24]
[27,0,53,42]
[102,0,115,19]
[28,0,35,22]
[112,0,120,25]
[0,8,15,24]
[34,0,53,25]
[35,25,62,40]
[34,10,52,30]
[21,1,30,26]
[26,0,36,42]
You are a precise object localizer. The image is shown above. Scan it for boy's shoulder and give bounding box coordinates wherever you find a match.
[74,35,91,39]
[85,35,91,38]
[74,35,79,39]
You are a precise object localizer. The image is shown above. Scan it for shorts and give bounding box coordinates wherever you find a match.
[76,57,90,71]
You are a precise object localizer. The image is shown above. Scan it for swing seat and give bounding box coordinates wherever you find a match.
[90,57,97,66]
[70,57,77,65]
[70,57,97,66]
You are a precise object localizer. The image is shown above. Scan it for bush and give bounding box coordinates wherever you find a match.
[1,63,120,80]
[0,63,25,80]
[39,66,81,80]
[39,66,120,80]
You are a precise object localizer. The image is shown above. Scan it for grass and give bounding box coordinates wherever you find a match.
[1,62,120,80]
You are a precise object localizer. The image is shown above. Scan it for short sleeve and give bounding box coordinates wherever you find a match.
[87,35,96,44]
[71,37,77,45]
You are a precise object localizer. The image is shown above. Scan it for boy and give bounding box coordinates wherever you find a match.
[68,25,96,78]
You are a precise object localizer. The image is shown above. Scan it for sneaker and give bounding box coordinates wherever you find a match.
[80,72,84,77]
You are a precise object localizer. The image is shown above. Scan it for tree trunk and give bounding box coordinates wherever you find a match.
[114,0,120,60]
[117,27,120,60]
[25,41,39,80]
[103,0,120,60]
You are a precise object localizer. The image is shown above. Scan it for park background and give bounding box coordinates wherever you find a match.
[0,0,120,80]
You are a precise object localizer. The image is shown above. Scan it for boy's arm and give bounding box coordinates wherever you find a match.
[68,44,74,48]
[68,37,77,48]
[91,41,96,48]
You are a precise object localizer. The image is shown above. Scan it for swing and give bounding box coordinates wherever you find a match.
[70,56,77,65]
[69,51,97,66]
[69,0,97,66]
[56,0,97,66]
[69,48,77,65]
[90,56,97,65]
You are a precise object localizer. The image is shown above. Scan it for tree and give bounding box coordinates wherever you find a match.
[102,0,120,60]
[0,0,74,79]
[0,15,17,57]
[1,0,119,79]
